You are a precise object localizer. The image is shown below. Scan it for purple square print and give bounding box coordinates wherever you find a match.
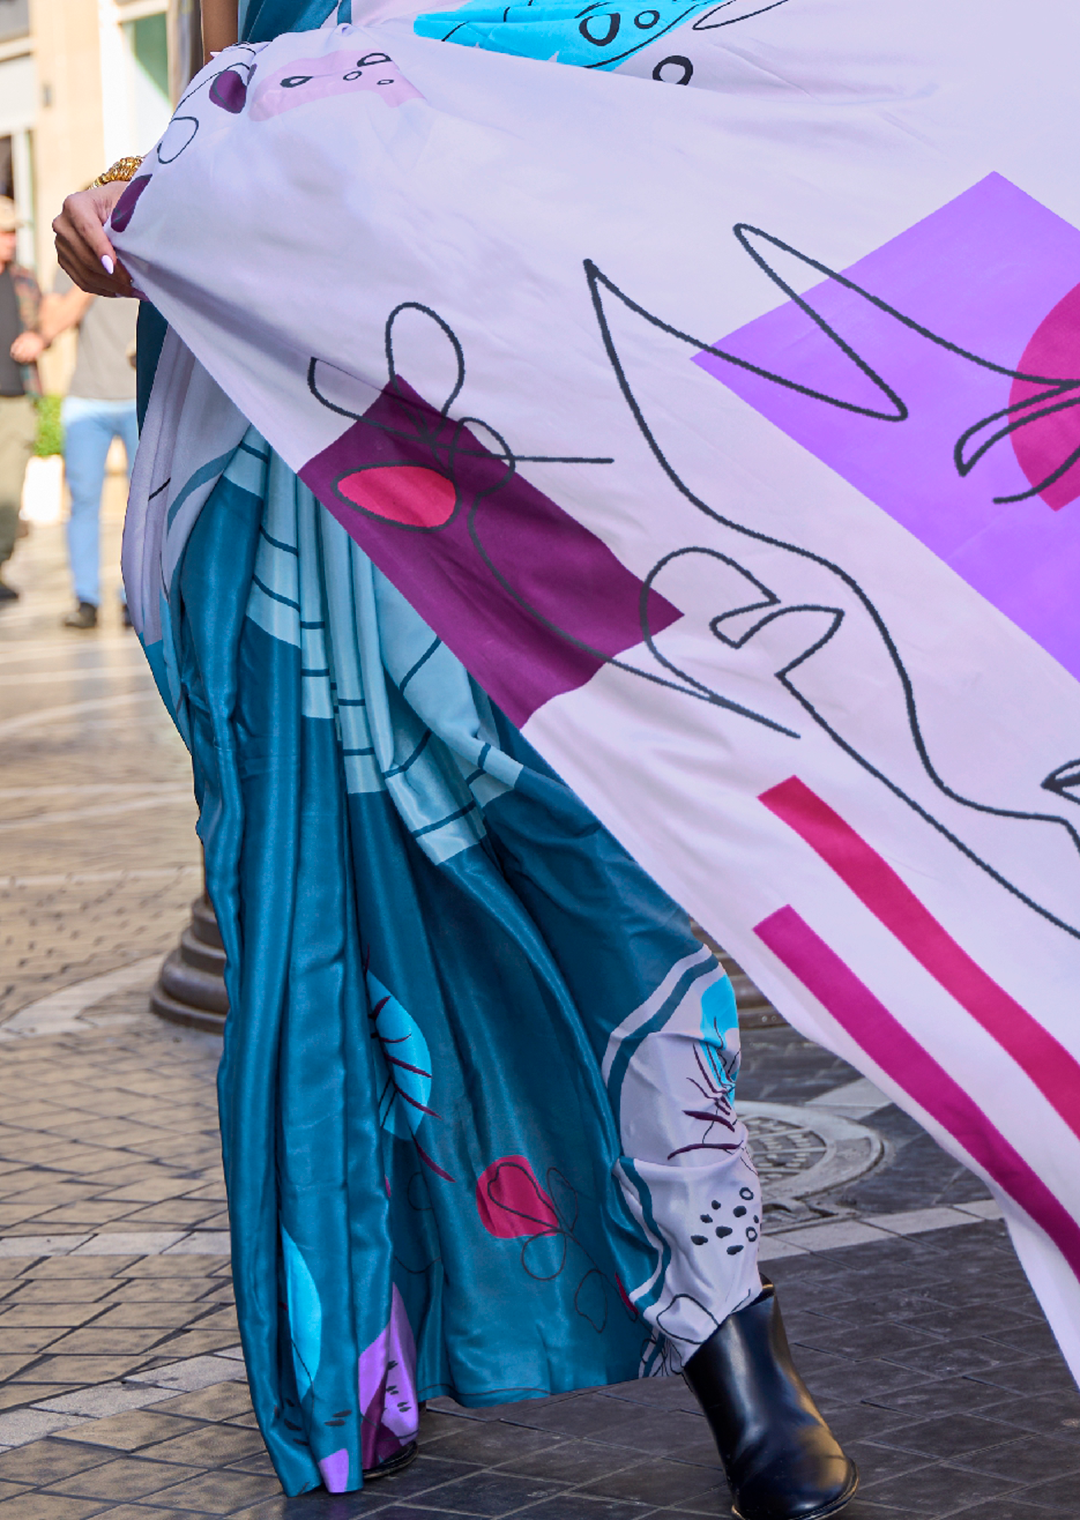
[694,174,1080,680]
[301,376,680,726]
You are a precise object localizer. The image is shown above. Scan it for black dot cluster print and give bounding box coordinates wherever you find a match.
[690,1186,759,1254]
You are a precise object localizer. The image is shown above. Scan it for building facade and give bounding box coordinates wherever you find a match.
[0,0,184,384]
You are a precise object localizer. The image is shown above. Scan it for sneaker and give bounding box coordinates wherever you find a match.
[0,579,19,602]
[63,601,98,629]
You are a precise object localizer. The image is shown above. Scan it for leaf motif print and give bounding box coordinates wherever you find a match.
[698,976,739,1101]
[366,972,435,1140]
[476,1155,561,1238]
[280,1226,322,1401]
[366,969,456,1181]
[357,1285,419,1470]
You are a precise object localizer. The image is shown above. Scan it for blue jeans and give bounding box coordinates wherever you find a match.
[62,396,139,606]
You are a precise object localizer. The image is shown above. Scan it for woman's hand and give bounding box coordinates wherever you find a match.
[52,182,135,298]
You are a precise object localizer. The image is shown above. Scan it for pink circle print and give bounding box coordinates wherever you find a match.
[336,464,457,528]
[476,1156,560,1239]
[1010,280,1080,511]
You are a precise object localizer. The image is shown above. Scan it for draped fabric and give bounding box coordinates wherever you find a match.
[240,0,342,41]
[130,14,770,1492]
[164,420,761,1496]
[124,0,1080,1491]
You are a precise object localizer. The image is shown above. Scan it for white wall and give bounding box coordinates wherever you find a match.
[99,0,170,163]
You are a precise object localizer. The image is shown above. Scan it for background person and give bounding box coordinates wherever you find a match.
[0,195,41,604]
[40,272,139,630]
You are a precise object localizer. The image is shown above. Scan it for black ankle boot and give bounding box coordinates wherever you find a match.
[683,1279,857,1520]
[363,1440,417,1481]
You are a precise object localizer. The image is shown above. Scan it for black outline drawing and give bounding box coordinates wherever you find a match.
[691,0,794,29]
[301,264,1080,943]
[714,224,1080,508]
[152,44,263,164]
[155,117,200,163]
[1043,759,1080,806]
[652,54,694,83]
[307,305,797,736]
[582,236,1080,941]
[477,1157,638,1332]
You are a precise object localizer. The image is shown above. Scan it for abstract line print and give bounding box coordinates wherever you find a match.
[292,270,1080,949]
[694,174,1080,680]
[581,225,1080,945]
[760,776,1080,1142]
[604,952,761,1366]
[754,905,1080,1279]
[414,0,797,75]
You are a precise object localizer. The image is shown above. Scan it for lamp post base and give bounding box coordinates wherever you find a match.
[150,894,229,1034]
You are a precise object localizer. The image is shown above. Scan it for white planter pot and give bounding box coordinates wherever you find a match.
[20,454,65,526]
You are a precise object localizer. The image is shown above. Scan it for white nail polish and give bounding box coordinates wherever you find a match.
[101,255,114,276]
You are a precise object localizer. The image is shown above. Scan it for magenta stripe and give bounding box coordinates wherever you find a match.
[755,906,1080,1278]
[761,776,1080,1145]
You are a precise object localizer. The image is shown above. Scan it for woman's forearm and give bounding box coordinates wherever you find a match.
[202,0,239,61]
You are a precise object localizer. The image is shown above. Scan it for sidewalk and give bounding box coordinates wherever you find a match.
[1,505,1078,1519]
[0,480,202,1030]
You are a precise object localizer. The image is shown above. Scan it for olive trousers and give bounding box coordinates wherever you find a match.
[0,393,36,569]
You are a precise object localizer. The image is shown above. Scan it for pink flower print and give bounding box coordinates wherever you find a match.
[249,50,422,120]
[476,1156,560,1239]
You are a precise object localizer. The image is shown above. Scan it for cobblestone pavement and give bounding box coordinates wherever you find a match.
[0,490,201,1030]
[2,502,1078,1518]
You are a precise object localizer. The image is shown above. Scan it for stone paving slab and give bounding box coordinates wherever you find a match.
[0,510,200,1031]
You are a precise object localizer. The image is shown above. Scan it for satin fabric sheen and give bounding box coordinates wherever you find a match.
[142,0,762,1498]
[162,429,757,1495]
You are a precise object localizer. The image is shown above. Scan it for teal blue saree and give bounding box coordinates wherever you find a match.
[136,0,763,1498]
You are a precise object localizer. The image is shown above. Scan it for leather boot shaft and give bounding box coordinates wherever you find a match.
[683,1280,857,1520]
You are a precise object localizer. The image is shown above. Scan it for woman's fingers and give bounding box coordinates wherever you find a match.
[53,184,136,298]
[54,235,121,298]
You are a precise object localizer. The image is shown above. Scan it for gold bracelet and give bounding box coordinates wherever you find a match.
[90,155,144,189]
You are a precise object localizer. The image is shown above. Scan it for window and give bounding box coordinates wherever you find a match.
[121,12,172,149]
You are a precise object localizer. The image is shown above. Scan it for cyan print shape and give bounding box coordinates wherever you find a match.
[414,0,716,70]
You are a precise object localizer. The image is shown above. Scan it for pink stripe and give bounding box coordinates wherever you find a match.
[760,776,1080,1144]
[755,906,1080,1277]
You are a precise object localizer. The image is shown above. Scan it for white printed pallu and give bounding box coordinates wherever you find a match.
[118,0,1080,1409]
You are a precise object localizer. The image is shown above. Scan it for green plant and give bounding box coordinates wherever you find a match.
[34,394,63,457]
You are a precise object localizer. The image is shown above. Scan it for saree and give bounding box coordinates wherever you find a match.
[130,1,764,1497]
[122,0,1080,1492]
